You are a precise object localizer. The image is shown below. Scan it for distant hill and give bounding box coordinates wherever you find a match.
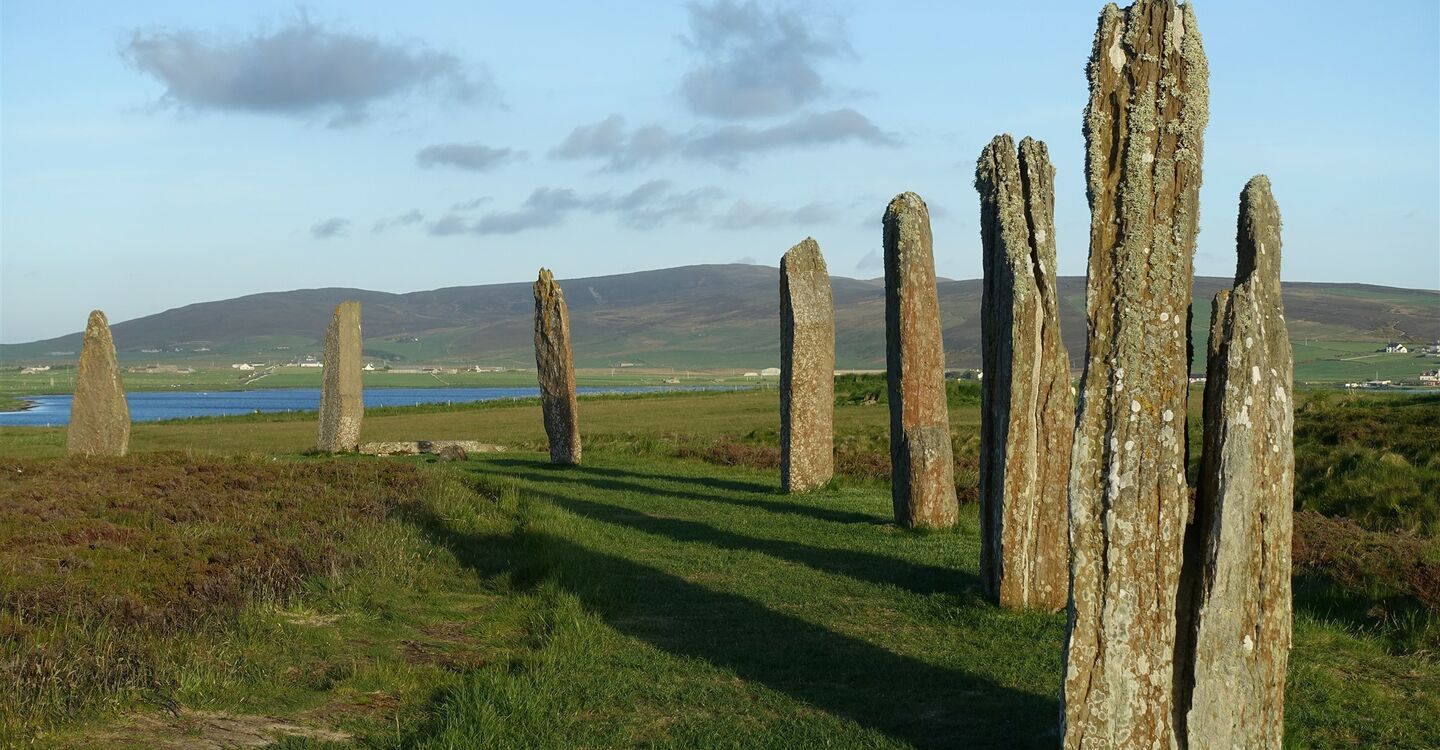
[4,264,1437,372]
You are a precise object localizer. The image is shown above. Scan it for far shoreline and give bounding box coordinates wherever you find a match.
[0,398,37,414]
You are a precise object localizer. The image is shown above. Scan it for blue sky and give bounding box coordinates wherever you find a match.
[2,0,1437,343]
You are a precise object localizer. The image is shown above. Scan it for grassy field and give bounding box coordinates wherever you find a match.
[0,368,762,404]
[1290,341,1439,384]
[1,388,1437,748]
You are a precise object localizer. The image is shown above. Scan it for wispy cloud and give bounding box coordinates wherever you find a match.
[685,109,896,165]
[611,180,724,230]
[416,143,523,172]
[471,188,594,235]
[425,182,831,236]
[681,0,850,119]
[427,214,475,237]
[122,15,492,127]
[714,199,833,230]
[310,217,351,239]
[372,209,424,233]
[551,108,896,171]
[855,249,882,274]
[449,196,492,211]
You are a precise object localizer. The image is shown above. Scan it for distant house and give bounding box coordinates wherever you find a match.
[743,372,760,378]
[233,363,255,371]
[1420,370,1440,385]
[299,362,323,368]
[20,365,51,374]
[363,363,376,371]
[760,367,781,377]
[1384,343,1409,354]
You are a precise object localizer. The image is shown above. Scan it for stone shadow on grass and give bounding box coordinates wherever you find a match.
[484,457,881,526]
[403,506,1059,749]
[537,491,977,598]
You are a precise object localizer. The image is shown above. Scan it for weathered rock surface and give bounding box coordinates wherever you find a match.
[884,192,957,529]
[67,310,130,457]
[1062,1,1209,747]
[975,135,1071,612]
[316,301,363,452]
[534,268,581,465]
[359,441,507,456]
[1181,176,1292,748]
[780,237,835,493]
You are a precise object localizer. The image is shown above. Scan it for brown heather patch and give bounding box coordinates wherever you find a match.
[0,453,427,631]
[675,437,981,503]
[0,452,437,736]
[1293,510,1440,613]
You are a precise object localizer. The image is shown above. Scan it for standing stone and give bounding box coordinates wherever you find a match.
[780,238,836,493]
[67,310,130,457]
[975,135,1072,612]
[1181,176,1292,748]
[316,300,363,453]
[534,268,581,465]
[1062,1,1208,748]
[884,192,957,529]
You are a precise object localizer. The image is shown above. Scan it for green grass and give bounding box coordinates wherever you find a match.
[1294,392,1440,534]
[0,367,758,399]
[2,389,1438,747]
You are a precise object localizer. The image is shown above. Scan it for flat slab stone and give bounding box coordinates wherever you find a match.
[779,237,835,493]
[534,268,582,465]
[883,191,957,529]
[975,134,1071,612]
[358,441,507,456]
[316,300,363,453]
[68,309,130,457]
[1062,2,1210,747]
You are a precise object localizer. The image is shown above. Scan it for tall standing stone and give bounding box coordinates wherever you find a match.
[1062,1,1208,747]
[534,268,581,465]
[975,135,1072,612]
[883,192,957,529]
[1181,176,1292,748]
[67,310,130,457]
[780,238,835,493]
[316,300,363,453]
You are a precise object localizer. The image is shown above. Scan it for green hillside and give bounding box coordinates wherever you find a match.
[3,265,1436,381]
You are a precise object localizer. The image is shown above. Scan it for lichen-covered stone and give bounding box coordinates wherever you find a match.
[316,300,363,452]
[534,268,581,465]
[780,237,835,493]
[67,310,130,457]
[884,192,957,529]
[1182,176,1292,748]
[975,135,1071,612]
[1062,1,1209,747]
[358,440,507,456]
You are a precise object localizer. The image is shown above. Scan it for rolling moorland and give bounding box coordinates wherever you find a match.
[4,265,1438,380]
[1,382,1437,748]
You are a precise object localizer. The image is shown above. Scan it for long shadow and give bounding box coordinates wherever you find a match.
[483,457,882,526]
[571,461,777,496]
[404,507,1058,749]
[538,491,976,598]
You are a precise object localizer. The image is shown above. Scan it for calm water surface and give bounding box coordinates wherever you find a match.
[0,386,729,427]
